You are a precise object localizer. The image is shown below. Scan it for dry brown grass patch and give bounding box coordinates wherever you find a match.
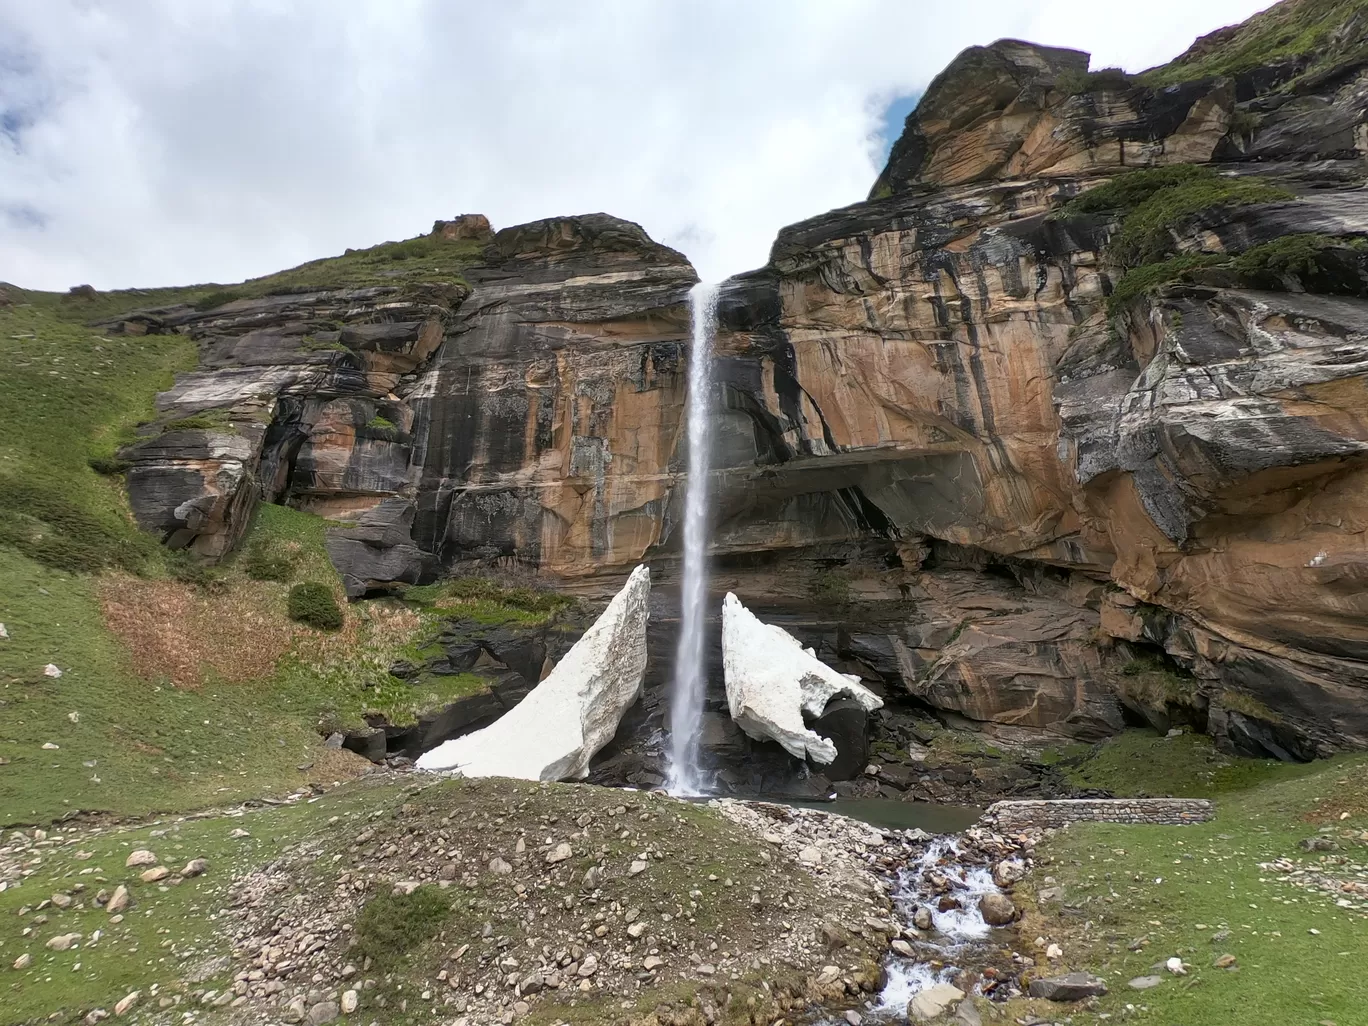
[99,574,300,687]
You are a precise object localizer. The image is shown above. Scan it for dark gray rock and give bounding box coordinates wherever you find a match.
[1028,972,1108,1001]
[325,499,436,599]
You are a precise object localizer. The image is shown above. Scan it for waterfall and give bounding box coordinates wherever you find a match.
[666,281,720,796]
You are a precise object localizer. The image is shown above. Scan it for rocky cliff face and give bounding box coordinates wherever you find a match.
[116,1,1368,766]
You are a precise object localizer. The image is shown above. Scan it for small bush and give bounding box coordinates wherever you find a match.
[1057,66,1133,95]
[810,566,851,605]
[161,410,235,434]
[167,551,226,592]
[1064,165,1292,268]
[1231,233,1368,295]
[1108,253,1230,313]
[242,545,295,583]
[288,582,344,630]
[87,456,130,476]
[193,289,244,311]
[353,886,453,969]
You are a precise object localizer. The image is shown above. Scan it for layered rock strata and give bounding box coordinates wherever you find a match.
[416,564,651,780]
[115,3,1368,764]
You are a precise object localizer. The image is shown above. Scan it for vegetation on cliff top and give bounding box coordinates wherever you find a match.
[1142,0,1368,88]
[1064,164,1294,269]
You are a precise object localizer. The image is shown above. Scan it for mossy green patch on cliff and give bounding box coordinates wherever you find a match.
[1020,751,1368,1026]
[1107,253,1230,312]
[1064,165,1293,268]
[1141,0,1368,88]
[403,575,574,626]
[1055,67,1133,94]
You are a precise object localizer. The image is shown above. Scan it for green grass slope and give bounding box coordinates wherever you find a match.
[1021,749,1368,1025]
[1143,0,1368,87]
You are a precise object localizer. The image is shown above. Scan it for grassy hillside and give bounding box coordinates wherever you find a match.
[1019,750,1368,1025]
[1142,0,1368,86]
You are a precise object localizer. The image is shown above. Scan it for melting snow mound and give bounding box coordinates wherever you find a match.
[721,592,883,764]
[416,565,651,781]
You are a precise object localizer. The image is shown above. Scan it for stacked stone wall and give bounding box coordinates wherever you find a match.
[983,798,1215,831]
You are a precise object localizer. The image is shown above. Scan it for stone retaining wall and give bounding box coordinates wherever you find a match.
[983,798,1215,831]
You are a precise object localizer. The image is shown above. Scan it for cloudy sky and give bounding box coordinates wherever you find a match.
[3,0,1275,290]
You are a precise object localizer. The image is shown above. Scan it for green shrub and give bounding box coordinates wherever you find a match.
[167,551,226,591]
[160,410,235,434]
[87,456,130,476]
[1064,165,1293,267]
[192,289,244,311]
[1230,233,1368,295]
[810,566,851,605]
[242,545,296,583]
[1057,66,1133,94]
[352,885,453,969]
[364,415,402,440]
[1108,253,1230,313]
[288,582,344,630]
[0,476,158,575]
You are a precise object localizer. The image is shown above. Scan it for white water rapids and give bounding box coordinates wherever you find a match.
[871,837,1001,1017]
[666,281,720,796]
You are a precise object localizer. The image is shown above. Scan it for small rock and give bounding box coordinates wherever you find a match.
[140,866,170,883]
[12,953,31,970]
[992,859,1026,887]
[912,906,934,931]
[114,991,139,1016]
[1214,953,1237,969]
[582,865,603,889]
[41,742,60,750]
[627,921,646,938]
[46,932,81,951]
[845,1011,862,1026]
[954,999,982,1026]
[978,892,1016,926]
[629,859,648,876]
[181,858,208,877]
[546,843,573,864]
[488,857,512,876]
[890,938,915,958]
[106,886,130,914]
[340,990,359,1014]
[577,954,598,977]
[44,664,62,678]
[125,850,158,868]
[1300,836,1337,852]
[1128,975,1163,990]
[798,846,822,865]
[229,828,250,838]
[908,983,964,1021]
[1166,956,1187,975]
[0,622,8,639]
[1045,943,1063,960]
[1028,973,1108,1001]
[306,1000,339,1025]
[642,955,663,971]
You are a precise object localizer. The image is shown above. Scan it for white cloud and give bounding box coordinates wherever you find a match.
[0,0,1276,289]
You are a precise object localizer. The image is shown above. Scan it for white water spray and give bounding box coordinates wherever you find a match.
[666,282,720,796]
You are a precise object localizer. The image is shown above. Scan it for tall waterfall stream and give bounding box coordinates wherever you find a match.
[666,281,720,796]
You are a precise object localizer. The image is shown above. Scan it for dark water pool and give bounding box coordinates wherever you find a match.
[787,797,982,834]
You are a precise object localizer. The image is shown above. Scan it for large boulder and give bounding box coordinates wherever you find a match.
[325,498,436,598]
[721,593,883,765]
[415,566,650,780]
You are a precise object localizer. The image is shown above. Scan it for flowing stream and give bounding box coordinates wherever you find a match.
[666,281,720,796]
